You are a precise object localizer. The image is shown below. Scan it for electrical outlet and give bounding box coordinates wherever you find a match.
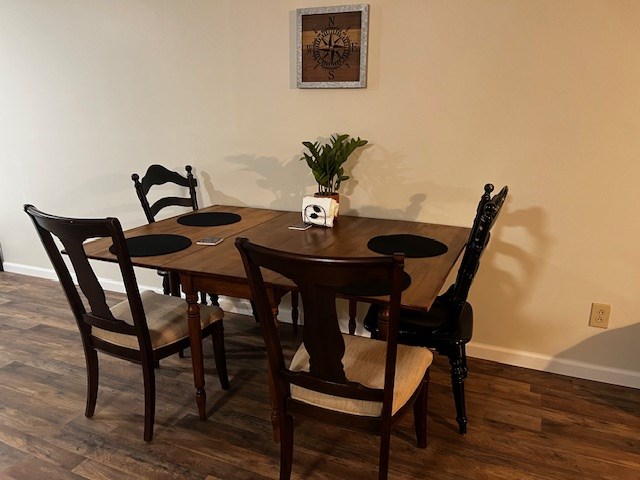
[589,303,610,329]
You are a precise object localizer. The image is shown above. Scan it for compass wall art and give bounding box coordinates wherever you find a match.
[296,4,369,88]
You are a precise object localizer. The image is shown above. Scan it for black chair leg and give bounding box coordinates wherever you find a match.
[448,345,468,435]
[251,300,258,322]
[290,292,299,334]
[199,291,208,305]
[209,294,220,306]
[168,272,181,297]
[161,273,170,295]
[461,343,469,379]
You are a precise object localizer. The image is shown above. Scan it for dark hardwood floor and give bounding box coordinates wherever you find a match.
[0,272,638,479]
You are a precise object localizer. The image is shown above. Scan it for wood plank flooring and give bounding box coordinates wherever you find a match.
[0,272,639,479]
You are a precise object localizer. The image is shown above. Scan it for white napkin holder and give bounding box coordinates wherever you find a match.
[302,196,339,228]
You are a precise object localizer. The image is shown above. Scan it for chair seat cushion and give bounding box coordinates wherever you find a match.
[93,290,224,350]
[364,300,473,346]
[400,301,473,343]
[289,333,432,417]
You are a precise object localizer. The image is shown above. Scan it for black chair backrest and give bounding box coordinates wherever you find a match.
[24,205,153,352]
[236,237,406,409]
[131,164,198,223]
[447,184,508,312]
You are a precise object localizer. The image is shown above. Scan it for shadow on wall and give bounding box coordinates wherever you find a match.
[556,323,640,379]
[199,154,308,211]
[480,204,553,311]
[198,144,477,221]
[469,202,556,347]
[53,172,136,219]
[471,203,639,385]
[199,169,245,208]
[354,146,481,222]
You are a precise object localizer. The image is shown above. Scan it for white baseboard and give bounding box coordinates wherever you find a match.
[467,342,640,389]
[4,262,638,389]
[3,262,288,320]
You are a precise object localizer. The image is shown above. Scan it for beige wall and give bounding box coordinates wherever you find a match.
[1,1,639,386]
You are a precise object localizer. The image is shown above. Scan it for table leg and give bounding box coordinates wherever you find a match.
[183,280,207,420]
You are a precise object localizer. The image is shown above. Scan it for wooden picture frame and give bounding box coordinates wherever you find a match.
[296,4,369,89]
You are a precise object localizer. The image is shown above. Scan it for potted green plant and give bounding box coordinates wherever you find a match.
[300,133,368,200]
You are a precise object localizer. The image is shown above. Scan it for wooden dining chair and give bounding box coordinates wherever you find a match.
[131,164,215,305]
[236,238,433,480]
[364,183,508,435]
[24,204,230,441]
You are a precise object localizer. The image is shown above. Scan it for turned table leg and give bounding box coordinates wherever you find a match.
[183,276,207,420]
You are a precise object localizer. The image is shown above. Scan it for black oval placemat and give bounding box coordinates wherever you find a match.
[110,234,192,257]
[177,212,241,227]
[338,271,412,297]
[367,234,448,258]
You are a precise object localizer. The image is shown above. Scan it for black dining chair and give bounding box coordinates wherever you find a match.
[131,164,216,306]
[24,204,230,441]
[364,183,508,434]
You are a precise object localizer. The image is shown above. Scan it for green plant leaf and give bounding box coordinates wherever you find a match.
[299,133,368,193]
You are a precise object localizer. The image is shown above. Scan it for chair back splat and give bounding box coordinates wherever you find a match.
[236,238,434,480]
[24,205,146,342]
[132,164,198,223]
[24,204,228,441]
[443,183,508,327]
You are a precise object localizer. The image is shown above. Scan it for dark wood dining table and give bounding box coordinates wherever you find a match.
[83,204,470,439]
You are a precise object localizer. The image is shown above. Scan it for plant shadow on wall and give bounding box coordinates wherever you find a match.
[206,154,308,211]
[335,145,429,219]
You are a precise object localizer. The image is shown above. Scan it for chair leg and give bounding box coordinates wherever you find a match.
[161,273,170,295]
[290,292,298,334]
[168,272,181,297]
[378,422,392,480]
[199,291,208,305]
[209,293,220,306]
[211,321,230,390]
[84,347,99,418]
[413,369,429,448]
[348,299,357,335]
[461,344,469,379]
[448,346,468,435]
[279,413,294,480]
[250,300,258,322]
[141,356,156,442]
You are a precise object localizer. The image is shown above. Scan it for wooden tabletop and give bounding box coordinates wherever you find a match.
[84,205,470,312]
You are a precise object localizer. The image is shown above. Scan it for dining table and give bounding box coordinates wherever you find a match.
[83,204,470,440]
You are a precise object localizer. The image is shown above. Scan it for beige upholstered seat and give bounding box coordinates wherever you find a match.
[94,290,224,350]
[290,333,432,417]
